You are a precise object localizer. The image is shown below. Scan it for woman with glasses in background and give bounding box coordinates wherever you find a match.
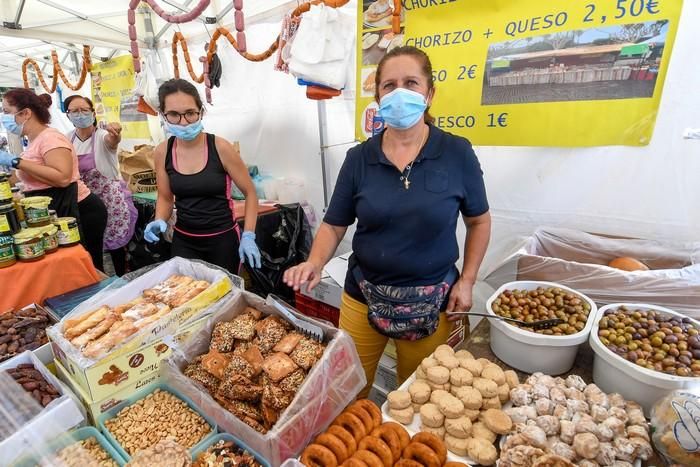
[143,79,261,273]
[64,95,137,275]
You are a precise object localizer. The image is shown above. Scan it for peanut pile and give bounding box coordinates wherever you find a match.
[104,389,211,456]
[38,437,118,467]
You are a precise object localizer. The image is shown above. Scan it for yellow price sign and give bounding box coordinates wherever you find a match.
[91,55,151,140]
[355,0,683,146]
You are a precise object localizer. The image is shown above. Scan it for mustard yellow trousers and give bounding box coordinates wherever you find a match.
[339,292,457,399]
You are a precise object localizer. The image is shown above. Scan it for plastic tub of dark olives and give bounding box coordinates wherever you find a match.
[590,303,700,416]
[485,281,598,375]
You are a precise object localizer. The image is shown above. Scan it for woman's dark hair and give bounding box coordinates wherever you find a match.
[3,88,52,125]
[158,78,203,112]
[64,95,95,112]
[375,46,435,124]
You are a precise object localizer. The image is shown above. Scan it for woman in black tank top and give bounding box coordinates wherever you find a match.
[144,79,261,273]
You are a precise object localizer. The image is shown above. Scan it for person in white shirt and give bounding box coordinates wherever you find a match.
[64,95,137,275]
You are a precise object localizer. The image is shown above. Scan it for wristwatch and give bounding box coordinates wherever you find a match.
[10,157,21,169]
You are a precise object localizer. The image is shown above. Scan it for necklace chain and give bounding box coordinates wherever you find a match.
[400,126,428,190]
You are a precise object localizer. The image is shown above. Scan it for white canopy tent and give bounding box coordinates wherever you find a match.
[1,0,698,277]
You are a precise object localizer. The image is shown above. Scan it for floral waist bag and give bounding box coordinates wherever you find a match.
[353,266,457,341]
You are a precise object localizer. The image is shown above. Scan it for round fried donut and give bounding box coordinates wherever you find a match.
[352,399,383,428]
[347,405,374,434]
[332,413,367,443]
[328,425,357,456]
[316,432,349,463]
[412,432,447,465]
[301,443,339,467]
[383,421,410,451]
[353,449,383,467]
[341,458,367,467]
[370,425,401,462]
[358,437,393,467]
[394,460,423,467]
[402,442,441,467]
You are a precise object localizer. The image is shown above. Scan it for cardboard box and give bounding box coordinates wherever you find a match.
[300,253,348,309]
[374,353,397,392]
[55,358,160,424]
[0,351,86,465]
[484,227,700,317]
[51,313,211,401]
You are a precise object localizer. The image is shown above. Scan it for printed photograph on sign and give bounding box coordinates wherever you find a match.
[362,0,403,29]
[361,67,378,97]
[482,20,669,105]
[362,27,404,65]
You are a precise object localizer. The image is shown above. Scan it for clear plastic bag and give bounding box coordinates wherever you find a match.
[485,227,700,317]
[650,390,700,467]
[162,290,366,466]
[0,351,87,465]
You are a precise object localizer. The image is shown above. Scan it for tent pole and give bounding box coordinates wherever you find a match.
[317,99,330,210]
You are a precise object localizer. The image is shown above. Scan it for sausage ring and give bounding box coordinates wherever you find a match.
[370,424,401,462]
[341,458,368,467]
[402,442,441,467]
[316,433,349,463]
[383,421,410,451]
[347,405,375,434]
[412,432,448,465]
[328,425,358,456]
[301,443,339,467]
[353,449,384,467]
[351,399,383,428]
[332,413,367,443]
[394,460,423,467]
[358,437,393,467]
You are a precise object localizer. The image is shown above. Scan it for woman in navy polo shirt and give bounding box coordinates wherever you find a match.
[284,46,491,397]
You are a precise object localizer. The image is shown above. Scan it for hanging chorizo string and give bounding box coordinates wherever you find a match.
[22,45,92,93]
[169,0,354,103]
[128,0,212,73]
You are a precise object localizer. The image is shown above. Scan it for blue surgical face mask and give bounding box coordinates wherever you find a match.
[68,112,95,129]
[378,88,428,130]
[1,112,24,135]
[164,119,204,141]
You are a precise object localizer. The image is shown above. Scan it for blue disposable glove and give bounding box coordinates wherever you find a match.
[239,231,262,268]
[0,150,14,167]
[144,219,167,243]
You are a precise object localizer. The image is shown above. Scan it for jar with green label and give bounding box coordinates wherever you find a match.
[0,203,20,236]
[0,173,11,205]
[13,228,45,262]
[41,225,59,253]
[0,235,15,268]
[54,217,81,246]
[20,196,52,227]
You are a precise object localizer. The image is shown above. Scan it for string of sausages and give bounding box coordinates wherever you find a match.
[129,0,212,73]
[22,45,92,93]
[171,0,353,103]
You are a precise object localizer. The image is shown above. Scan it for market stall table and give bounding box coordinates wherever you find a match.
[460,318,667,467]
[0,245,101,311]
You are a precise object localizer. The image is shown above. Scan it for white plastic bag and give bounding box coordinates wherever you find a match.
[162,291,366,466]
[485,227,700,317]
[288,4,355,89]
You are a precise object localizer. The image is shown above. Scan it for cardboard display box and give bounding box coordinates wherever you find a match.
[51,313,211,402]
[47,258,236,401]
[55,358,160,424]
